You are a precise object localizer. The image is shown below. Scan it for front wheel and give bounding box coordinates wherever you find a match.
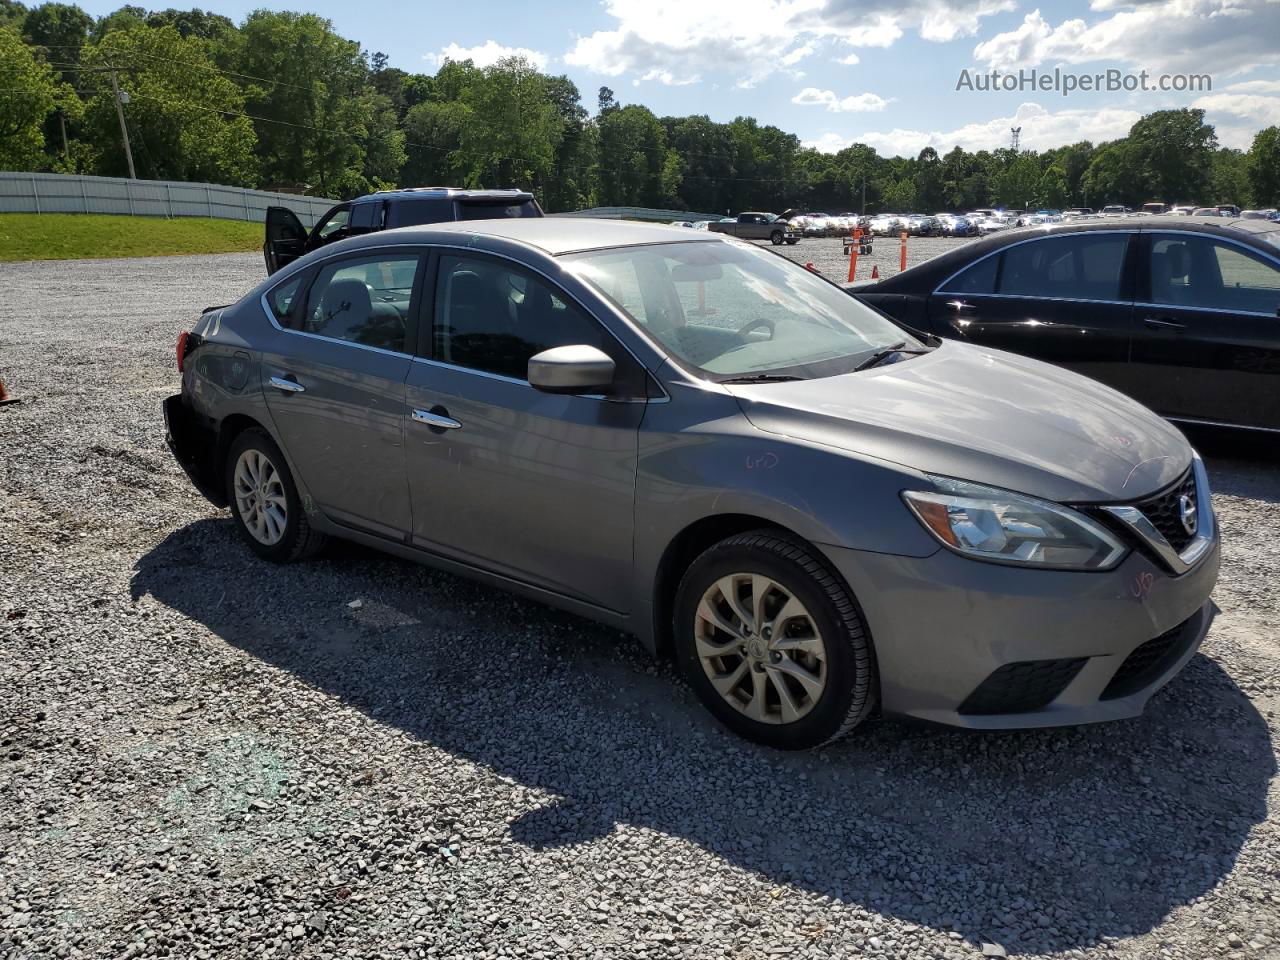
[770,230,784,245]
[674,531,877,749]
[785,238,799,245]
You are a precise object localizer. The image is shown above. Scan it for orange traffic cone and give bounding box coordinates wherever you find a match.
[870,265,879,280]
[805,262,821,273]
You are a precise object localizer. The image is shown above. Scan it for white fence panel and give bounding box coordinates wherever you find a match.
[0,172,337,227]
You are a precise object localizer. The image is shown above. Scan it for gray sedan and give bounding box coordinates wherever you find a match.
[164,219,1219,749]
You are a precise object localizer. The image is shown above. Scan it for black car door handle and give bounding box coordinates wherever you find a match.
[1143,317,1187,330]
[945,299,975,312]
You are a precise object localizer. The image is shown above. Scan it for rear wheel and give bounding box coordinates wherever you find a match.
[225,428,326,562]
[674,531,876,749]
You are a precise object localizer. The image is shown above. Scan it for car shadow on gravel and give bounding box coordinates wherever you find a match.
[132,519,1275,956]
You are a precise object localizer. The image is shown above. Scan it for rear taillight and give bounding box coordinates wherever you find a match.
[176,331,190,372]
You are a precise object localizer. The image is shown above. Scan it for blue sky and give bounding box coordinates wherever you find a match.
[81,0,1280,156]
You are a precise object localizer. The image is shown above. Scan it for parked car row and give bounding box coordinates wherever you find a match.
[173,214,1221,749]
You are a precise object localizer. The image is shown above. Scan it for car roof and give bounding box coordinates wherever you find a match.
[353,187,535,203]
[365,216,722,256]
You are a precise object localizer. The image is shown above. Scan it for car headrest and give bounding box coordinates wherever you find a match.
[1164,242,1188,277]
[319,278,372,337]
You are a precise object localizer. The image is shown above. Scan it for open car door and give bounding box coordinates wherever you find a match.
[264,206,307,275]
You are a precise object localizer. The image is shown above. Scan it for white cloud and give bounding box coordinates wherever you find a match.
[423,40,550,71]
[836,52,861,65]
[972,0,1280,75]
[792,87,891,111]
[808,101,1142,156]
[564,0,1014,87]
[1194,93,1280,129]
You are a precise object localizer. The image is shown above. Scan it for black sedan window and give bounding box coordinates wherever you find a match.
[939,254,997,294]
[1150,234,1280,315]
[998,234,1129,301]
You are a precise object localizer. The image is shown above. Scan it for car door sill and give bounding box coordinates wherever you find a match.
[1165,415,1280,435]
[322,515,630,630]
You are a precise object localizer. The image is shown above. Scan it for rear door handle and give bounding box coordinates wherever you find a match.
[412,408,462,430]
[269,375,305,393]
[1143,317,1187,330]
[946,299,975,312]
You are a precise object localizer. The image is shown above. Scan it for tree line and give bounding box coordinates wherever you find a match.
[3,1,1279,212]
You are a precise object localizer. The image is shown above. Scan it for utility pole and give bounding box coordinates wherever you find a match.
[861,176,867,215]
[59,111,69,163]
[109,70,136,180]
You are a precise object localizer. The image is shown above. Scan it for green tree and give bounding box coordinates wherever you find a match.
[993,154,1041,208]
[1208,147,1250,207]
[21,2,91,83]
[596,103,667,206]
[1246,126,1280,207]
[0,22,78,168]
[236,10,384,196]
[1036,166,1069,209]
[880,178,916,212]
[145,8,235,41]
[90,4,145,40]
[1127,108,1216,204]
[81,24,257,183]
[1,0,27,28]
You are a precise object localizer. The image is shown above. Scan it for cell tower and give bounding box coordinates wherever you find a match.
[1010,126,1022,151]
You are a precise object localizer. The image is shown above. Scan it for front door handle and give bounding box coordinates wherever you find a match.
[269,375,305,393]
[1143,317,1187,330]
[412,408,462,430]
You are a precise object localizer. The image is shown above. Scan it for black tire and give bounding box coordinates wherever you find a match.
[673,530,877,749]
[225,428,327,562]
[769,230,784,245]
[785,238,799,245]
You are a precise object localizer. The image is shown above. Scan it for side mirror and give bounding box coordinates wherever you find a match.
[528,344,616,395]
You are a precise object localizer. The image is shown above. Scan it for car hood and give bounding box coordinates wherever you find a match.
[726,341,1191,503]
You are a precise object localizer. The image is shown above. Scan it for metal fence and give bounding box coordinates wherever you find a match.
[0,172,338,227]
[0,175,728,227]
[551,205,724,223]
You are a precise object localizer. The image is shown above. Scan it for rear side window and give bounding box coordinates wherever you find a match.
[454,201,540,221]
[939,255,998,294]
[302,255,420,352]
[998,233,1129,301]
[266,274,303,324]
[433,254,607,379]
[1149,234,1280,314]
[384,197,454,228]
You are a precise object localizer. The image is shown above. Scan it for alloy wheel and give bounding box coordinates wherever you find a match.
[233,448,288,546]
[694,573,827,724]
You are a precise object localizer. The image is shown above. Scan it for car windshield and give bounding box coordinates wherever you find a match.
[563,240,924,380]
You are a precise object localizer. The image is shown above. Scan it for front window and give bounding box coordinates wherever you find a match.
[563,240,923,380]
[1149,234,1280,314]
[315,207,350,240]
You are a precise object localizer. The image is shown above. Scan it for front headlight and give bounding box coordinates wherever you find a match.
[902,476,1127,571]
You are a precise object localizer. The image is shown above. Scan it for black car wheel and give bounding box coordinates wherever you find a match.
[770,230,784,245]
[674,530,877,749]
[225,428,327,562]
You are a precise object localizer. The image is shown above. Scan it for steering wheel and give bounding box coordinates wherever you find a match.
[737,318,775,340]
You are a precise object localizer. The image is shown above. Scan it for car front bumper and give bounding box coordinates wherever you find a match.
[819,536,1220,729]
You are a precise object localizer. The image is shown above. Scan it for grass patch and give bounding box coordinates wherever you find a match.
[0,213,262,262]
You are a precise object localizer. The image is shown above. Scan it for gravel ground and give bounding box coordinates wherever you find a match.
[769,234,963,282]
[2,249,1279,960]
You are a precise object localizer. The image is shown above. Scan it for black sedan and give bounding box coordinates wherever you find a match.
[855,216,1280,433]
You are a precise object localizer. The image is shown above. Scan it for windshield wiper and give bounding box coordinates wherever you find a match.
[854,342,929,372]
[718,373,804,384]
